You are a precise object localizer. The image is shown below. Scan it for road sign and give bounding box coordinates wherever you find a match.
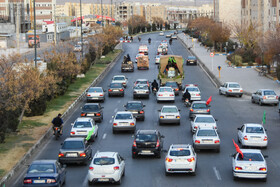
[217,66,221,71]
[210,52,214,57]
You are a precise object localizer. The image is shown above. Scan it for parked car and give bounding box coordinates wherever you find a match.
[189,101,210,120]
[58,138,92,165]
[157,87,175,103]
[112,111,136,134]
[132,130,164,158]
[193,128,220,152]
[86,87,105,102]
[165,144,197,176]
[133,84,150,99]
[158,105,180,125]
[190,115,217,133]
[81,103,103,122]
[183,84,201,101]
[70,117,98,141]
[186,56,197,65]
[108,83,125,97]
[251,89,278,106]
[88,152,125,185]
[237,123,268,148]
[165,81,180,95]
[124,101,145,121]
[219,82,243,97]
[23,160,66,187]
[111,75,128,88]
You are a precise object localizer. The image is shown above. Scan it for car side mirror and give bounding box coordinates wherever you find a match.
[264,155,268,158]
[123,105,126,107]
[265,129,267,131]
[178,109,181,111]
[143,105,146,107]
[162,150,168,153]
[207,105,211,107]
[215,119,218,121]
[158,109,161,112]
[104,90,107,92]
[237,128,241,130]
[220,85,224,87]
[112,116,114,118]
[101,107,104,109]
[230,154,235,157]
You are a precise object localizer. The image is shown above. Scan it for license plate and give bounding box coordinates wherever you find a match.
[67,153,78,157]
[203,140,212,143]
[113,89,118,92]
[33,180,45,184]
[175,158,186,162]
[191,94,195,96]
[77,132,87,135]
[233,89,239,92]
[119,123,128,126]
[139,91,146,93]
[142,150,151,153]
[166,115,174,119]
[87,114,95,116]
[98,178,109,182]
[132,112,138,114]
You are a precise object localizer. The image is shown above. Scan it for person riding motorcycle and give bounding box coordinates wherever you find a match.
[138,36,141,42]
[148,38,151,44]
[151,79,159,91]
[169,38,173,45]
[127,54,131,62]
[182,89,191,102]
[130,36,133,41]
[52,113,63,135]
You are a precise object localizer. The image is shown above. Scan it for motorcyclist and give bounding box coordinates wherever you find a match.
[151,79,159,91]
[182,89,191,101]
[127,54,131,62]
[52,113,63,135]
[138,36,141,42]
[169,38,173,45]
[130,36,133,41]
[148,38,151,44]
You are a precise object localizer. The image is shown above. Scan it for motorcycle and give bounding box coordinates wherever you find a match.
[148,39,151,44]
[54,127,61,140]
[138,37,141,42]
[184,99,191,107]
[169,40,172,45]
[152,87,157,95]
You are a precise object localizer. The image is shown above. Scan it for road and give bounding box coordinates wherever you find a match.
[7,31,280,187]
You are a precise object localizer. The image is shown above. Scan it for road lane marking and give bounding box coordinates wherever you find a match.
[213,167,222,180]
[102,133,107,139]
[109,119,112,123]
[82,174,88,187]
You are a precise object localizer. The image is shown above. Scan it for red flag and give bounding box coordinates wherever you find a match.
[206,96,212,105]
[232,139,243,158]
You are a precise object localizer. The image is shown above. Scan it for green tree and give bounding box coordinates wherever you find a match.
[152,23,157,31]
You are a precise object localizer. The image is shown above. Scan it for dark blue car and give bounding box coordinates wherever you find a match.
[23,160,66,187]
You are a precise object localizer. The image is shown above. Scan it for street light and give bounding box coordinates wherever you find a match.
[33,0,37,68]
[80,0,83,59]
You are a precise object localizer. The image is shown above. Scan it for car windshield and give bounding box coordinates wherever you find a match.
[165,82,177,87]
[113,77,125,81]
[188,56,196,60]
[62,141,84,149]
[187,87,199,92]
[237,153,264,161]
[83,105,99,111]
[229,84,240,88]
[28,164,55,174]
[192,103,207,109]
[94,158,115,165]
[170,150,191,156]
[197,129,217,136]
[195,117,215,123]
[88,87,102,93]
[263,90,276,95]
[136,134,157,142]
[115,114,132,119]
[135,85,148,90]
[159,88,173,92]
[162,107,178,113]
[74,121,92,128]
[110,83,122,88]
[126,103,142,110]
[246,126,264,133]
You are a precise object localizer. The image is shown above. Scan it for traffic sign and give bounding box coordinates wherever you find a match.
[217,66,221,71]
[210,52,214,57]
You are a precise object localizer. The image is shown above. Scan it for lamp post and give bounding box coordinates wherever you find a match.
[101,0,103,27]
[80,0,83,59]
[33,0,37,68]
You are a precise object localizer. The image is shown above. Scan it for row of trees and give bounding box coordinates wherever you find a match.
[0,25,123,143]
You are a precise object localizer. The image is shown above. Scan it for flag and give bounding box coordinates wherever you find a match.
[85,126,95,141]
[232,139,243,158]
[262,110,266,125]
[206,96,212,105]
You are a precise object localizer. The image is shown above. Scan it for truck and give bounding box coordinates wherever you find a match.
[158,55,184,89]
[28,35,40,48]
[137,56,149,70]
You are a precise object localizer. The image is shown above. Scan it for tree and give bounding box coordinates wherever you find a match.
[152,17,164,29]
[147,24,152,32]
[160,24,163,31]
[209,23,231,52]
[152,23,157,31]
[127,15,147,34]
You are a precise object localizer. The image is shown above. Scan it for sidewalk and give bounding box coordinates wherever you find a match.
[178,33,280,95]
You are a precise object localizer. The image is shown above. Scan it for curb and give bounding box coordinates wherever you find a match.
[0,48,123,187]
[178,34,251,96]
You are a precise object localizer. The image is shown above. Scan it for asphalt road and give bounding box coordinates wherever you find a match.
[7,31,280,187]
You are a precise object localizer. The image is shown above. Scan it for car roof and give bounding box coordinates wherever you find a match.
[127,101,142,104]
[64,137,85,142]
[258,89,274,91]
[170,144,191,149]
[166,81,177,84]
[95,152,117,157]
[195,114,214,118]
[137,130,158,134]
[113,75,125,77]
[75,117,92,121]
[116,111,132,114]
[192,101,207,104]
[225,82,240,84]
[244,123,263,127]
[239,149,262,154]
[31,160,57,164]
[162,105,177,108]
[136,79,149,81]
[159,86,173,89]
[188,56,196,58]
[84,103,100,106]
[89,87,102,89]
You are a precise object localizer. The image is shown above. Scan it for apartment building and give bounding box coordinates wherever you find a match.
[115,2,133,22]
[144,3,166,23]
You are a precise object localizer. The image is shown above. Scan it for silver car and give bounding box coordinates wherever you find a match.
[191,115,217,133]
[86,87,105,102]
[112,111,136,134]
[189,101,210,120]
[112,75,128,88]
[251,89,278,106]
[157,87,175,103]
[158,105,180,125]
[193,128,220,152]
[133,84,150,99]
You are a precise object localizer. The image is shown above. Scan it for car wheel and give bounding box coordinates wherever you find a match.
[157,100,160,103]
[122,168,125,176]
[216,148,220,153]
[177,122,180,126]
[239,94,242,98]
[108,94,111,97]
[165,171,170,176]
[251,97,255,103]
[133,95,136,99]
[259,100,263,106]
[219,90,222,95]
[191,171,196,176]
[225,92,229,97]
[159,122,162,126]
[122,93,124,97]
[233,175,238,181]
[101,99,105,103]
[116,176,122,185]
[171,100,175,103]
[237,137,240,143]
[142,116,145,121]
[113,129,116,134]
[156,153,161,159]
[88,180,94,185]
[262,178,267,182]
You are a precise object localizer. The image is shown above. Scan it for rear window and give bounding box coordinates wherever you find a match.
[136,81,148,85]
[188,56,196,60]
[159,88,173,92]
[162,107,178,113]
[62,141,84,149]
[187,87,199,92]
[110,83,122,88]
[113,77,125,81]
[165,82,177,87]
[170,150,191,156]
[88,87,102,93]
[28,164,54,174]
[94,158,115,165]
[263,91,276,95]
[83,105,99,111]
[246,127,264,133]
[228,84,240,88]
[237,153,264,161]
[195,117,215,123]
[115,114,132,119]
[197,129,217,136]
[136,134,157,142]
[126,103,142,109]
[74,121,92,128]
[135,84,148,89]
[192,103,207,109]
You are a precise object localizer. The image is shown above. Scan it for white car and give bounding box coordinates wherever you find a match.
[191,115,217,133]
[70,118,98,141]
[219,82,243,97]
[161,41,168,48]
[139,45,148,54]
[165,144,197,176]
[232,149,267,181]
[88,152,125,185]
[156,87,175,103]
[111,75,128,88]
[159,31,164,36]
[158,105,180,125]
[193,128,220,152]
[171,34,177,39]
[251,89,278,106]
[112,111,136,134]
[183,84,201,101]
[86,87,105,102]
[237,124,268,148]
[155,55,161,64]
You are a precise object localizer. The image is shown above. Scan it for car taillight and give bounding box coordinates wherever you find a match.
[108,89,112,92]
[187,157,195,162]
[58,153,64,157]
[214,126,217,129]
[133,140,136,147]
[146,91,149,93]
[113,123,117,126]
[23,179,32,184]
[196,94,200,96]
[156,140,160,147]
[114,166,120,170]
[158,94,163,96]
[214,140,220,144]
[190,109,194,112]
[130,123,135,126]
[194,126,198,129]
[175,88,179,91]
[166,158,173,162]
[96,113,101,116]
[264,136,268,141]
[228,89,232,92]
[170,94,174,96]
[87,94,91,97]
[263,96,267,99]
[120,89,124,92]
[139,111,144,114]
[276,96,279,99]
[80,153,86,157]
[70,131,75,135]
[122,83,125,85]
[81,113,86,117]
[235,166,242,170]
[207,109,210,112]
[160,116,164,119]
[100,94,103,96]
[89,166,94,171]
[240,90,243,92]
[195,140,200,143]
[244,136,248,140]
[176,116,180,119]
[259,167,266,171]
[46,179,56,184]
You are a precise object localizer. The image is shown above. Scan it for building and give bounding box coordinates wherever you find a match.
[144,3,166,24]
[115,2,133,22]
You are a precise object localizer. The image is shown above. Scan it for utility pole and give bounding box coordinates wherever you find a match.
[111,0,112,20]
[80,0,83,59]
[53,0,57,45]
[33,0,37,68]
[101,0,103,27]
[16,3,20,53]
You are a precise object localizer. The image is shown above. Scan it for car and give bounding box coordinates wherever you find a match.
[219,82,243,97]
[237,124,268,148]
[88,152,125,185]
[81,103,103,122]
[186,56,197,65]
[166,34,172,38]
[108,83,125,97]
[133,84,150,99]
[156,87,175,103]
[70,118,98,141]
[155,55,161,64]
[232,149,267,181]
[165,81,180,95]
[124,101,145,121]
[165,144,197,176]
[58,138,92,165]
[139,45,148,55]
[86,87,105,102]
[190,114,217,133]
[135,53,145,63]
[159,31,164,36]
[157,45,168,55]
[112,111,136,134]
[183,84,201,101]
[111,75,128,88]
[189,101,210,120]
[251,89,278,106]
[132,130,164,158]
[134,79,150,88]
[161,40,168,48]
[171,34,177,39]
[158,105,180,125]
[77,39,88,45]
[74,45,82,52]
[23,160,66,187]
[193,128,220,152]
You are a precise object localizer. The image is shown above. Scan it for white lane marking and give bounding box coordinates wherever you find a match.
[109,119,112,123]
[270,159,279,168]
[82,173,88,187]
[114,108,118,113]
[102,133,107,139]
[213,167,222,180]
